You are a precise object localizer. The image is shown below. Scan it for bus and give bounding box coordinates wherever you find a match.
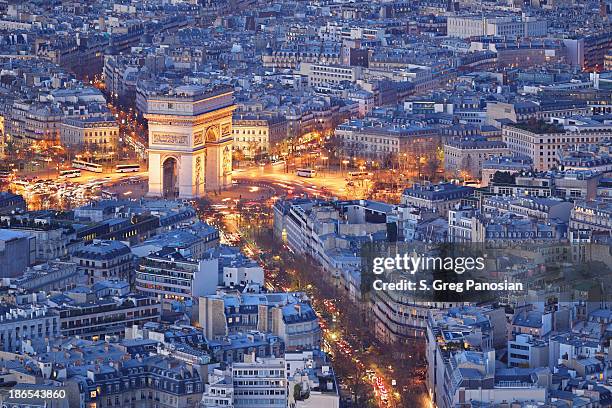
[12,180,28,188]
[0,169,12,180]
[115,164,140,173]
[59,169,81,178]
[271,159,286,167]
[72,160,103,173]
[347,171,371,178]
[101,190,118,199]
[296,168,316,178]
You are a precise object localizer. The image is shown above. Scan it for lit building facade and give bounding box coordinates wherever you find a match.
[60,116,119,160]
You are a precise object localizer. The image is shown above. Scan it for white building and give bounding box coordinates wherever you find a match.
[232,114,287,158]
[0,305,59,352]
[222,261,264,287]
[508,334,549,369]
[298,63,363,87]
[201,374,234,408]
[231,356,287,408]
[60,115,119,160]
[447,15,547,39]
[503,117,612,171]
[136,250,218,304]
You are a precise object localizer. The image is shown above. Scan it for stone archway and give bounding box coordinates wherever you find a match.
[162,156,178,198]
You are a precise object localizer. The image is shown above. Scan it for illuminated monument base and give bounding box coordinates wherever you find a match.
[144,85,235,199]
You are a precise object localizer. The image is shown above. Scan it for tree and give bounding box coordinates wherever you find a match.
[491,171,516,185]
[232,148,245,164]
[424,153,441,180]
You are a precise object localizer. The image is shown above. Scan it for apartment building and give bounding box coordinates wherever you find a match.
[508,334,549,368]
[427,307,548,408]
[231,356,287,408]
[57,294,161,340]
[444,138,509,178]
[0,305,60,352]
[199,291,321,352]
[136,249,218,304]
[12,261,82,292]
[335,119,440,161]
[0,216,77,263]
[447,15,547,39]
[486,100,589,126]
[71,240,133,285]
[7,101,63,145]
[299,63,363,87]
[232,114,287,158]
[60,116,119,160]
[401,182,474,215]
[570,200,612,233]
[481,195,573,222]
[503,118,612,171]
[78,355,203,408]
[262,44,341,69]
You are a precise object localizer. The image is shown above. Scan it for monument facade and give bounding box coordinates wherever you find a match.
[143,85,235,198]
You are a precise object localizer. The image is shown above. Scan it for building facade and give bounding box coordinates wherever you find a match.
[444,139,509,179]
[503,119,612,171]
[232,114,287,159]
[71,240,133,285]
[60,116,119,161]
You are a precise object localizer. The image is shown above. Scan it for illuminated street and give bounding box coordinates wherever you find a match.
[195,186,430,408]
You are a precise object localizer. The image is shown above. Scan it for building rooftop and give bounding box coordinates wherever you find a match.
[72,240,131,260]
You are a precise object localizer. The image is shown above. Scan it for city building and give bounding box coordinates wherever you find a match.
[427,307,548,408]
[55,293,161,340]
[0,304,59,352]
[76,354,204,408]
[481,156,533,187]
[286,350,339,408]
[232,114,287,159]
[10,261,83,292]
[570,200,612,233]
[481,195,573,222]
[444,138,509,179]
[503,118,612,171]
[136,248,218,305]
[335,118,441,162]
[199,291,321,351]
[71,240,133,285]
[298,63,363,87]
[508,334,549,369]
[0,216,77,263]
[447,15,547,39]
[231,356,287,408]
[401,182,474,215]
[59,115,119,161]
[0,229,35,278]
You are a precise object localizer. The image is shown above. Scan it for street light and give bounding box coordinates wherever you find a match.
[341,159,349,174]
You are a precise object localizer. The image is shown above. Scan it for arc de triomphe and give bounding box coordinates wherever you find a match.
[143,85,235,199]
